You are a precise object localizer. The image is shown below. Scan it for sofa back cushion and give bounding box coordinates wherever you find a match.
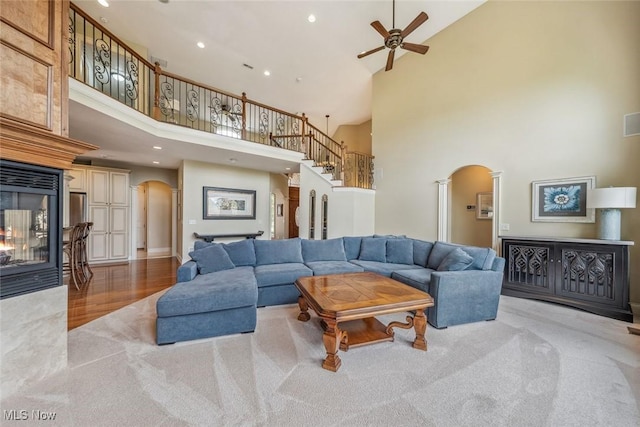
[343,236,365,260]
[386,239,414,265]
[194,240,212,251]
[358,237,387,262]
[426,241,497,271]
[254,238,304,265]
[221,239,256,266]
[412,239,434,267]
[302,238,347,262]
[436,247,474,271]
[188,244,236,275]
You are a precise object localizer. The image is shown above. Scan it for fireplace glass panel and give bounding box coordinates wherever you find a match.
[0,191,50,269]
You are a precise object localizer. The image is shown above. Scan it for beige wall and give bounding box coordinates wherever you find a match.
[180,160,271,260]
[451,165,493,247]
[372,1,640,300]
[333,120,372,155]
[269,173,289,239]
[146,181,172,252]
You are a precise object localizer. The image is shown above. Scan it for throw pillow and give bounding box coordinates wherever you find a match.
[358,238,386,262]
[254,238,304,265]
[189,244,236,275]
[343,236,365,260]
[386,239,414,265]
[437,247,474,271]
[221,239,256,266]
[302,238,347,262]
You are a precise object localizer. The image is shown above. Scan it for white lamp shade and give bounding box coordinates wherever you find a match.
[587,187,637,209]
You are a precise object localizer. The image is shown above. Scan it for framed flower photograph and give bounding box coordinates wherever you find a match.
[532,176,596,222]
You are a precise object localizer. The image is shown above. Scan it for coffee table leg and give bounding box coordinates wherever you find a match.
[297,296,310,322]
[412,310,427,351]
[322,318,343,372]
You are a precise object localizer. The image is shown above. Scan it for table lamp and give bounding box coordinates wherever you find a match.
[586,187,637,240]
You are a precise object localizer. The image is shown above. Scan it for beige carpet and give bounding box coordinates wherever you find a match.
[1,293,639,426]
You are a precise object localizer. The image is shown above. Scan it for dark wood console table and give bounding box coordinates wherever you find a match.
[194,231,264,243]
[500,236,634,322]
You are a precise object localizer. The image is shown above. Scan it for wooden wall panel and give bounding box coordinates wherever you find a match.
[0,0,53,47]
[0,41,51,129]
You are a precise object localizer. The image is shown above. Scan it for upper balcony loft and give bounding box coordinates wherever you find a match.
[68,3,374,189]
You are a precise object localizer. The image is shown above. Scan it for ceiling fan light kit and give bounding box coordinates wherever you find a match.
[358,0,430,71]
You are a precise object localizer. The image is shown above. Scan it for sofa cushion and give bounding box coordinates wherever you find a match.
[426,241,497,271]
[358,238,387,262]
[188,244,235,275]
[305,261,364,276]
[156,267,257,317]
[349,260,422,277]
[343,236,364,260]
[386,239,414,265]
[254,263,312,287]
[194,240,212,250]
[221,239,256,266]
[412,239,434,267]
[391,268,435,293]
[302,238,347,262]
[254,238,303,265]
[437,247,474,271]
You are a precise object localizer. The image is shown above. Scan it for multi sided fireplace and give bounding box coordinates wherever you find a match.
[0,159,62,299]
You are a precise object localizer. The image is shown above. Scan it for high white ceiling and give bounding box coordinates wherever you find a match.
[70,0,484,169]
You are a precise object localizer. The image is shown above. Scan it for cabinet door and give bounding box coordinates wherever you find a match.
[68,168,86,192]
[503,240,555,295]
[555,244,625,309]
[88,206,109,262]
[88,170,110,205]
[109,206,128,260]
[110,172,129,206]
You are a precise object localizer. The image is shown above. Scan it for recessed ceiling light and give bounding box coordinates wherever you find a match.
[153,161,160,164]
[229,158,238,163]
[295,77,302,83]
[153,146,162,150]
[285,167,291,171]
[100,16,108,23]
[197,42,205,49]
[308,14,316,23]
[264,70,271,76]
[98,0,109,7]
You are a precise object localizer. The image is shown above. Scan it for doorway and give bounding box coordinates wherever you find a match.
[438,166,502,250]
[135,181,173,259]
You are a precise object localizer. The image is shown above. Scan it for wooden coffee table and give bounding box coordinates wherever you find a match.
[294,272,434,372]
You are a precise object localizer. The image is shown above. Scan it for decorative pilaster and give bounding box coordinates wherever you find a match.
[436,178,451,242]
[491,171,503,253]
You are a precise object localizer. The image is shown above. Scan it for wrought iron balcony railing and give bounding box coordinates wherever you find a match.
[68,2,373,189]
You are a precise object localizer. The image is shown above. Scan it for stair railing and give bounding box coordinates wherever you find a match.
[68,2,371,188]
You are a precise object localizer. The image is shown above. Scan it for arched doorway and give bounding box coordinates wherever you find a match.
[437,167,502,250]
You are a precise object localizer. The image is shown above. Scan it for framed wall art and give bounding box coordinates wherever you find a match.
[531,176,596,222]
[203,187,256,220]
[476,192,493,220]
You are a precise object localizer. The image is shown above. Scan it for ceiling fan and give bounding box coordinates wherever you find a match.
[357,0,430,71]
[221,104,241,122]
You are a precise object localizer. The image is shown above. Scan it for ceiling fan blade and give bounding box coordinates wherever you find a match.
[357,46,385,59]
[401,42,429,55]
[385,49,395,71]
[401,12,428,38]
[370,20,390,39]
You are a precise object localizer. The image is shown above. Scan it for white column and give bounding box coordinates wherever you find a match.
[437,178,451,242]
[172,188,178,258]
[63,172,74,227]
[490,171,503,253]
[130,185,138,260]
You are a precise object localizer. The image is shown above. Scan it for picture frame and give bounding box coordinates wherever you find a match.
[531,176,596,223]
[476,192,493,220]
[203,187,256,220]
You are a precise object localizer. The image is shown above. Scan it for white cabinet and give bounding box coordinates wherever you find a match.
[87,167,130,263]
[68,167,87,192]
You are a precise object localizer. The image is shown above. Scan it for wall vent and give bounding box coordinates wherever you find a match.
[623,112,640,137]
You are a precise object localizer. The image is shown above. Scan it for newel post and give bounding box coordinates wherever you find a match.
[241,92,247,140]
[152,62,162,120]
[340,141,346,182]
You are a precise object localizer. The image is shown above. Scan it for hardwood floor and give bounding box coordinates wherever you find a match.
[67,257,179,330]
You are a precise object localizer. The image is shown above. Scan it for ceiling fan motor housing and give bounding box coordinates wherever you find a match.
[385,29,403,49]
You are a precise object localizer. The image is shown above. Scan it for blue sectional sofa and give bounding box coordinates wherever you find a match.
[156,236,505,344]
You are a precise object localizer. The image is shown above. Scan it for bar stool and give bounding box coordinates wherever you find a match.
[77,222,94,283]
[62,223,84,290]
